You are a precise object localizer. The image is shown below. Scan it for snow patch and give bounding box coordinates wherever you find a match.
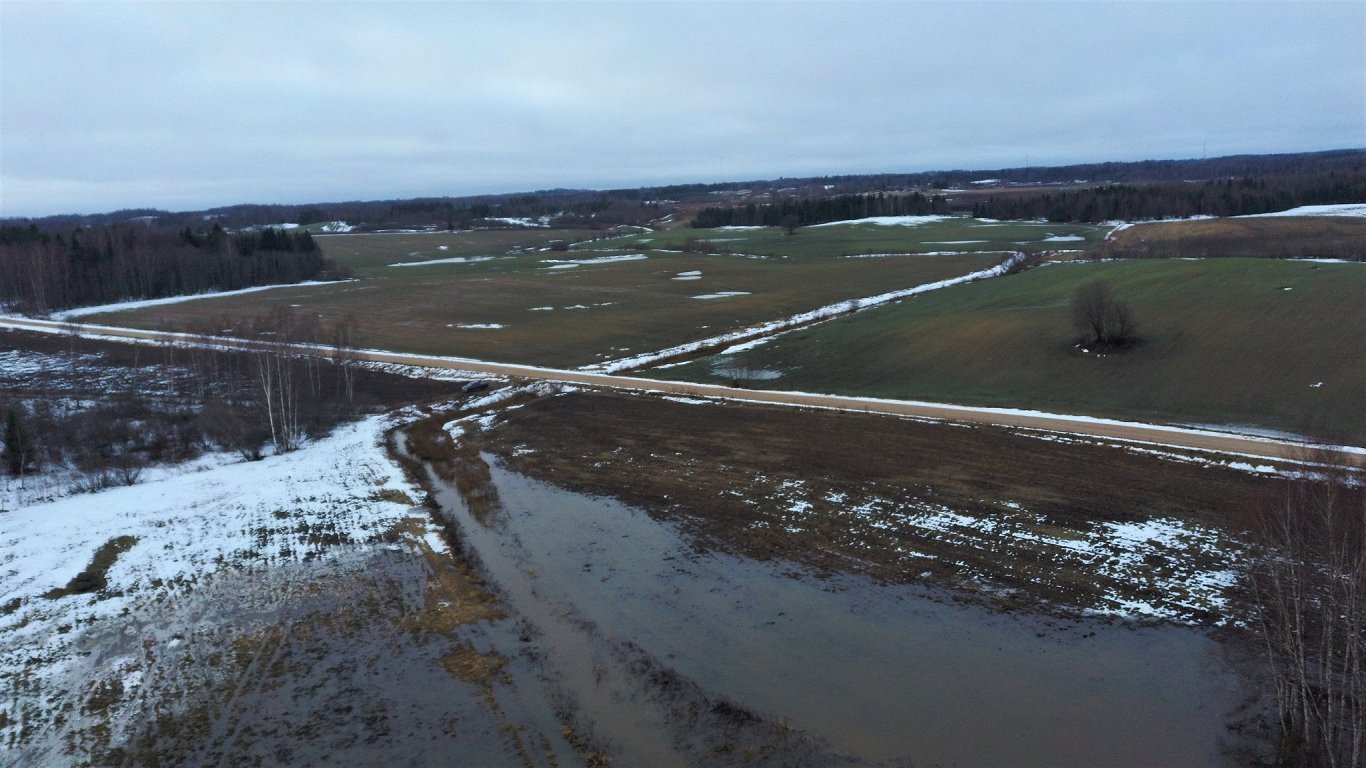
[388,255,496,267]
[52,281,349,319]
[540,254,647,267]
[1240,203,1366,218]
[809,215,947,228]
[692,292,751,300]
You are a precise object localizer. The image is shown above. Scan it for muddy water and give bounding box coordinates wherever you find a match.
[431,453,1245,767]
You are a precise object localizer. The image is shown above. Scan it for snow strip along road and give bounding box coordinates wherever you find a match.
[3,314,1362,468]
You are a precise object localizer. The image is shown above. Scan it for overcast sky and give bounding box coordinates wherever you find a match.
[2,1,1362,217]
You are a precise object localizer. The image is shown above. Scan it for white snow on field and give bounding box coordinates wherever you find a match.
[51,280,348,319]
[1240,203,1366,218]
[1042,234,1086,242]
[673,271,703,280]
[388,255,496,267]
[586,254,1024,373]
[716,225,765,231]
[970,178,1001,185]
[0,415,431,755]
[540,253,647,268]
[760,482,1241,623]
[1105,222,1134,240]
[449,323,504,330]
[529,306,554,311]
[318,221,355,233]
[925,240,989,244]
[488,216,550,227]
[810,215,947,228]
[692,291,751,300]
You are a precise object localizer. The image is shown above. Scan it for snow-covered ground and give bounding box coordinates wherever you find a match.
[51,280,348,319]
[1240,203,1366,218]
[752,478,1241,624]
[539,253,647,268]
[487,216,552,227]
[809,215,947,228]
[388,255,497,267]
[0,413,434,759]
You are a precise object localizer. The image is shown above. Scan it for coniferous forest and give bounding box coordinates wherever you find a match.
[692,192,951,228]
[692,166,1366,228]
[0,224,346,314]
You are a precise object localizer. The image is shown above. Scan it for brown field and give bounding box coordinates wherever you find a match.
[1104,216,1366,260]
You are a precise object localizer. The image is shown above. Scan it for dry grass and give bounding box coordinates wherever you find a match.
[43,536,139,599]
[476,391,1281,621]
[1105,216,1366,261]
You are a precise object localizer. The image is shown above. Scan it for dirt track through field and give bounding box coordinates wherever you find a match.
[3,315,1361,467]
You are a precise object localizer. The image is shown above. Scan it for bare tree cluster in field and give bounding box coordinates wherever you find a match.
[1071,280,1136,350]
[1,310,368,497]
[1245,465,1365,767]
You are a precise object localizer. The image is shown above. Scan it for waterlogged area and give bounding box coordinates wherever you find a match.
[425,447,1247,766]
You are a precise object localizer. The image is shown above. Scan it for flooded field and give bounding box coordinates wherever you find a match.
[2,389,1263,766]
[419,440,1250,766]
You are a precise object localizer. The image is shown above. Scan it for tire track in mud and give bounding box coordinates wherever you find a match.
[2,314,1360,468]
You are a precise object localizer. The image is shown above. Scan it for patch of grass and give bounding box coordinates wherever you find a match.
[44,535,139,599]
[82,228,1001,368]
[652,258,1366,442]
[371,488,416,506]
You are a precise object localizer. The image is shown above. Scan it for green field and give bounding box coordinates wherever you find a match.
[648,258,1366,442]
[582,217,1107,259]
[80,229,1001,369]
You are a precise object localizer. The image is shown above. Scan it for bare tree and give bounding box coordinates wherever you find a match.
[1071,280,1136,348]
[330,316,358,405]
[1244,461,1365,767]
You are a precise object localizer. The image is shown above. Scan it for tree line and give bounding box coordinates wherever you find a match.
[0,223,347,314]
[692,192,950,229]
[1,310,452,498]
[968,170,1366,223]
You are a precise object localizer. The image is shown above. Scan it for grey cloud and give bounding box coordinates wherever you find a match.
[2,1,1362,216]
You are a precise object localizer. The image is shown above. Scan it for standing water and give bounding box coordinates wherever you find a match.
[426,450,1245,766]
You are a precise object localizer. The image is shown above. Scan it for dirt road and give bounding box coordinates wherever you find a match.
[4,314,1360,467]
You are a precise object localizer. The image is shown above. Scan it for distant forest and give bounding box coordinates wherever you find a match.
[3,148,1361,235]
[693,192,951,228]
[0,223,345,314]
[967,170,1366,223]
[694,167,1366,228]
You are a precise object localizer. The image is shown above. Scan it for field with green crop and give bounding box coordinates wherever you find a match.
[77,229,1002,369]
[648,258,1366,442]
[582,216,1107,258]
